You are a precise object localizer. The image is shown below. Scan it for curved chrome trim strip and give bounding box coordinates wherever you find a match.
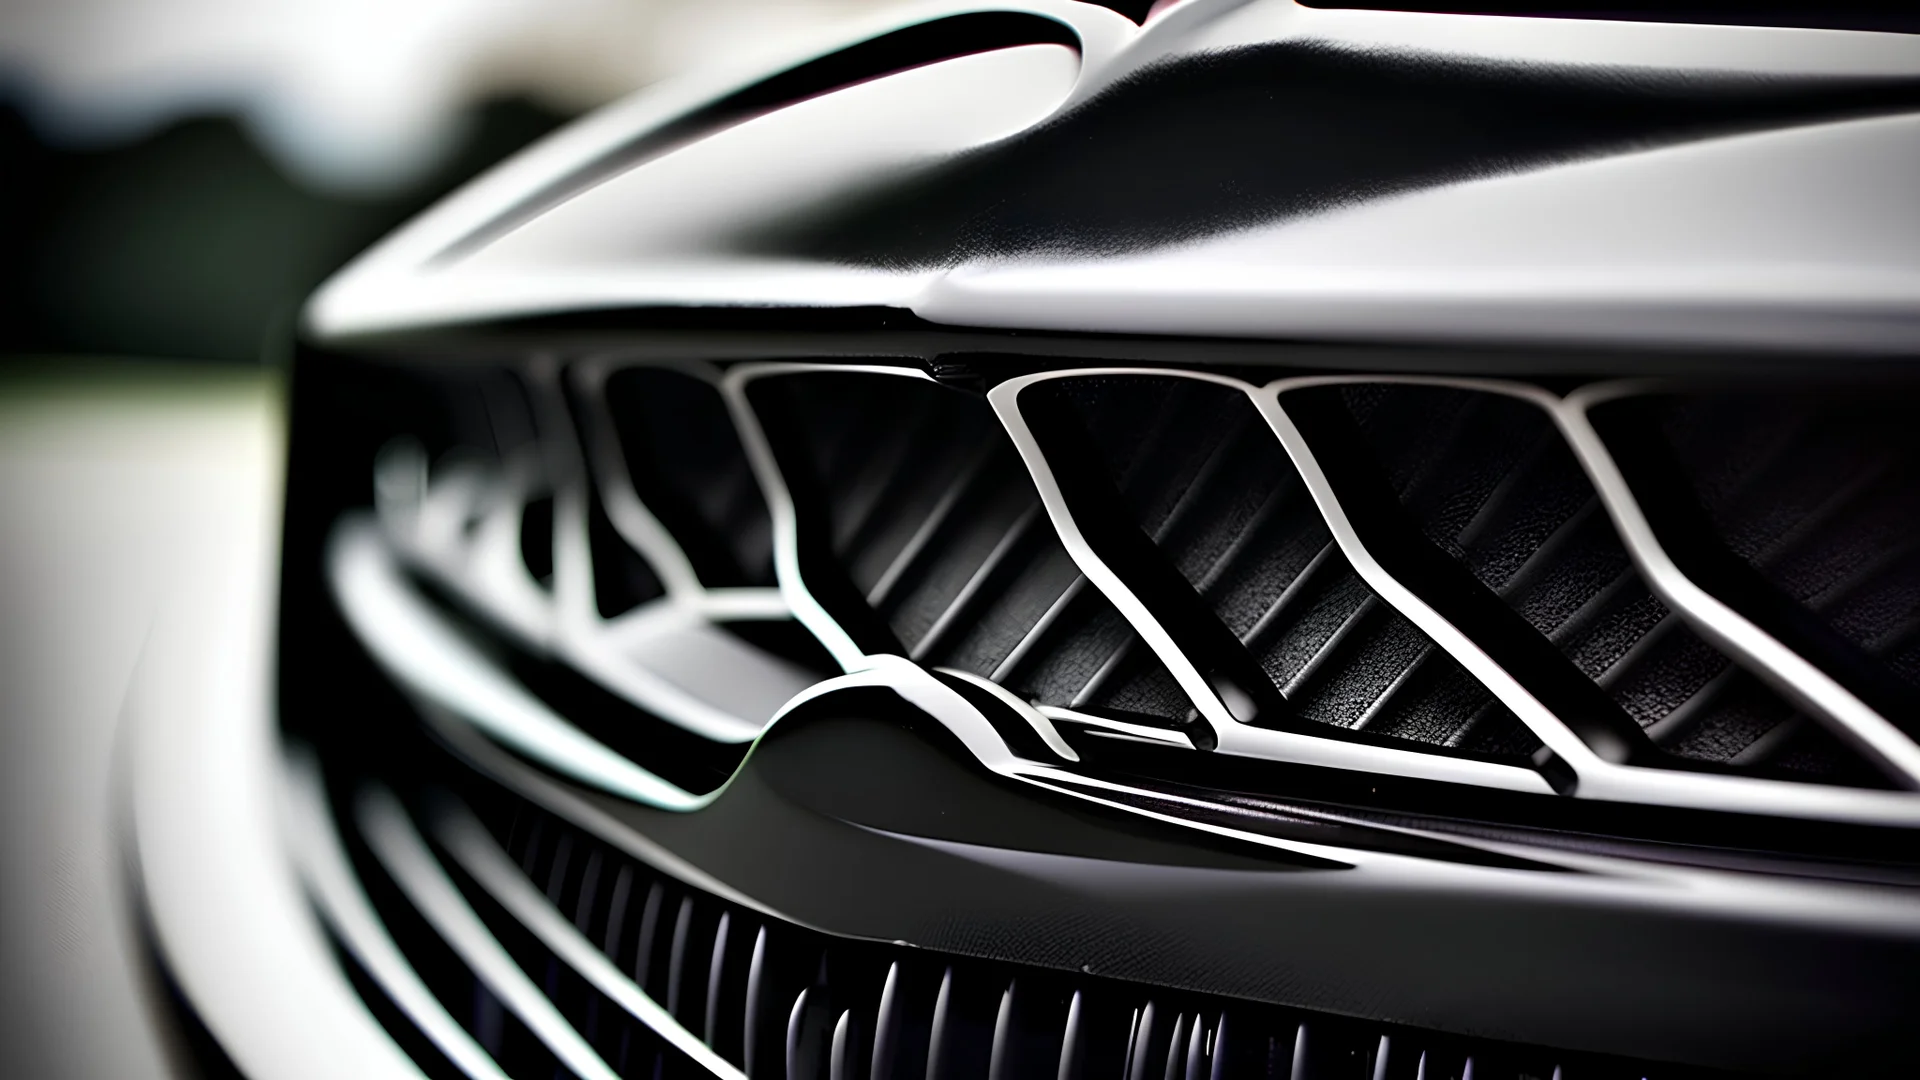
[570,355,787,621]
[362,641,1920,933]
[378,361,802,744]
[377,442,556,650]
[284,750,512,1080]
[330,516,706,810]
[434,801,749,1080]
[357,786,626,1080]
[414,699,796,921]
[1242,378,1601,772]
[1258,374,1920,822]
[532,362,804,743]
[1558,380,1920,789]
[719,361,938,672]
[1037,705,1193,748]
[988,368,1554,796]
[569,356,712,602]
[363,356,1920,826]
[935,666,1080,763]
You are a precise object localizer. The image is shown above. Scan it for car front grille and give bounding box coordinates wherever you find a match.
[279,339,1920,1080]
[333,353,1920,825]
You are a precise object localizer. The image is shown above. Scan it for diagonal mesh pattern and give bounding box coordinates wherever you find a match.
[1321,383,1877,785]
[1030,376,1540,760]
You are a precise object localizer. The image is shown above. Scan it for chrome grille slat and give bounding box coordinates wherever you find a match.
[1317,379,1841,777]
[1561,382,1920,788]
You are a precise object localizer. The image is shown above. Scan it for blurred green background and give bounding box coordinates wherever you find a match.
[1,98,565,365]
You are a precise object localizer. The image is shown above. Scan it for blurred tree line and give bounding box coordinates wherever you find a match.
[1,98,565,364]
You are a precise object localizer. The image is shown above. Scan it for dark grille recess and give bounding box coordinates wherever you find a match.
[605,367,776,588]
[1654,391,1920,702]
[745,371,1194,727]
[1308,383,1884,786]
[1032,376,1539,760]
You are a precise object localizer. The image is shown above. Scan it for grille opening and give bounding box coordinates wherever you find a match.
[746,369,1196,727]
[604,366,777,588]
[988,571,1195,728]
[324,350,1920,831]
[329,779,575,1079]
[1029,375,1540,761]
[748,370,1010,651]
[585,481,665,618]
[518,494,557,587]
[1319,382,1885,788]
[1612,389,1920,744]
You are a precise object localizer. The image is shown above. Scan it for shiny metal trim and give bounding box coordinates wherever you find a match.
[570,355,787,618]
[531,362,806,743]
[1243,377,1602,772]
[284,750,512,1080]
[935,666,1080,763]
[356,353,1920,826]
[428,655,1920,933]
[1257,374,1920,823]
[357,785,626,1080]
[432,800,750,1080]
[988,368,1555,796]
[719,361,939,673]
[1559,379,1920,789]
[1037,705,1192,748]
[330,515,707,809]
[375,437,555,650]
[373,360,804,744]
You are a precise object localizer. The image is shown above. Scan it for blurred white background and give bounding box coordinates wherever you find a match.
[3,0,889,191]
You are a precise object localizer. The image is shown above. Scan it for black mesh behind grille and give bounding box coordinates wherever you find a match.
[1319,383,1876,785]
[604,367,776,588]
[746,371,1194,726]
[1652,390,1920,699]
[586,482,666,618]
[1032,376,1539,760]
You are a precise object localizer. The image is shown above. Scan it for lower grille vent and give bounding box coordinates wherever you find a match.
[334,782,673,1079]
[480,795,1694,1080]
